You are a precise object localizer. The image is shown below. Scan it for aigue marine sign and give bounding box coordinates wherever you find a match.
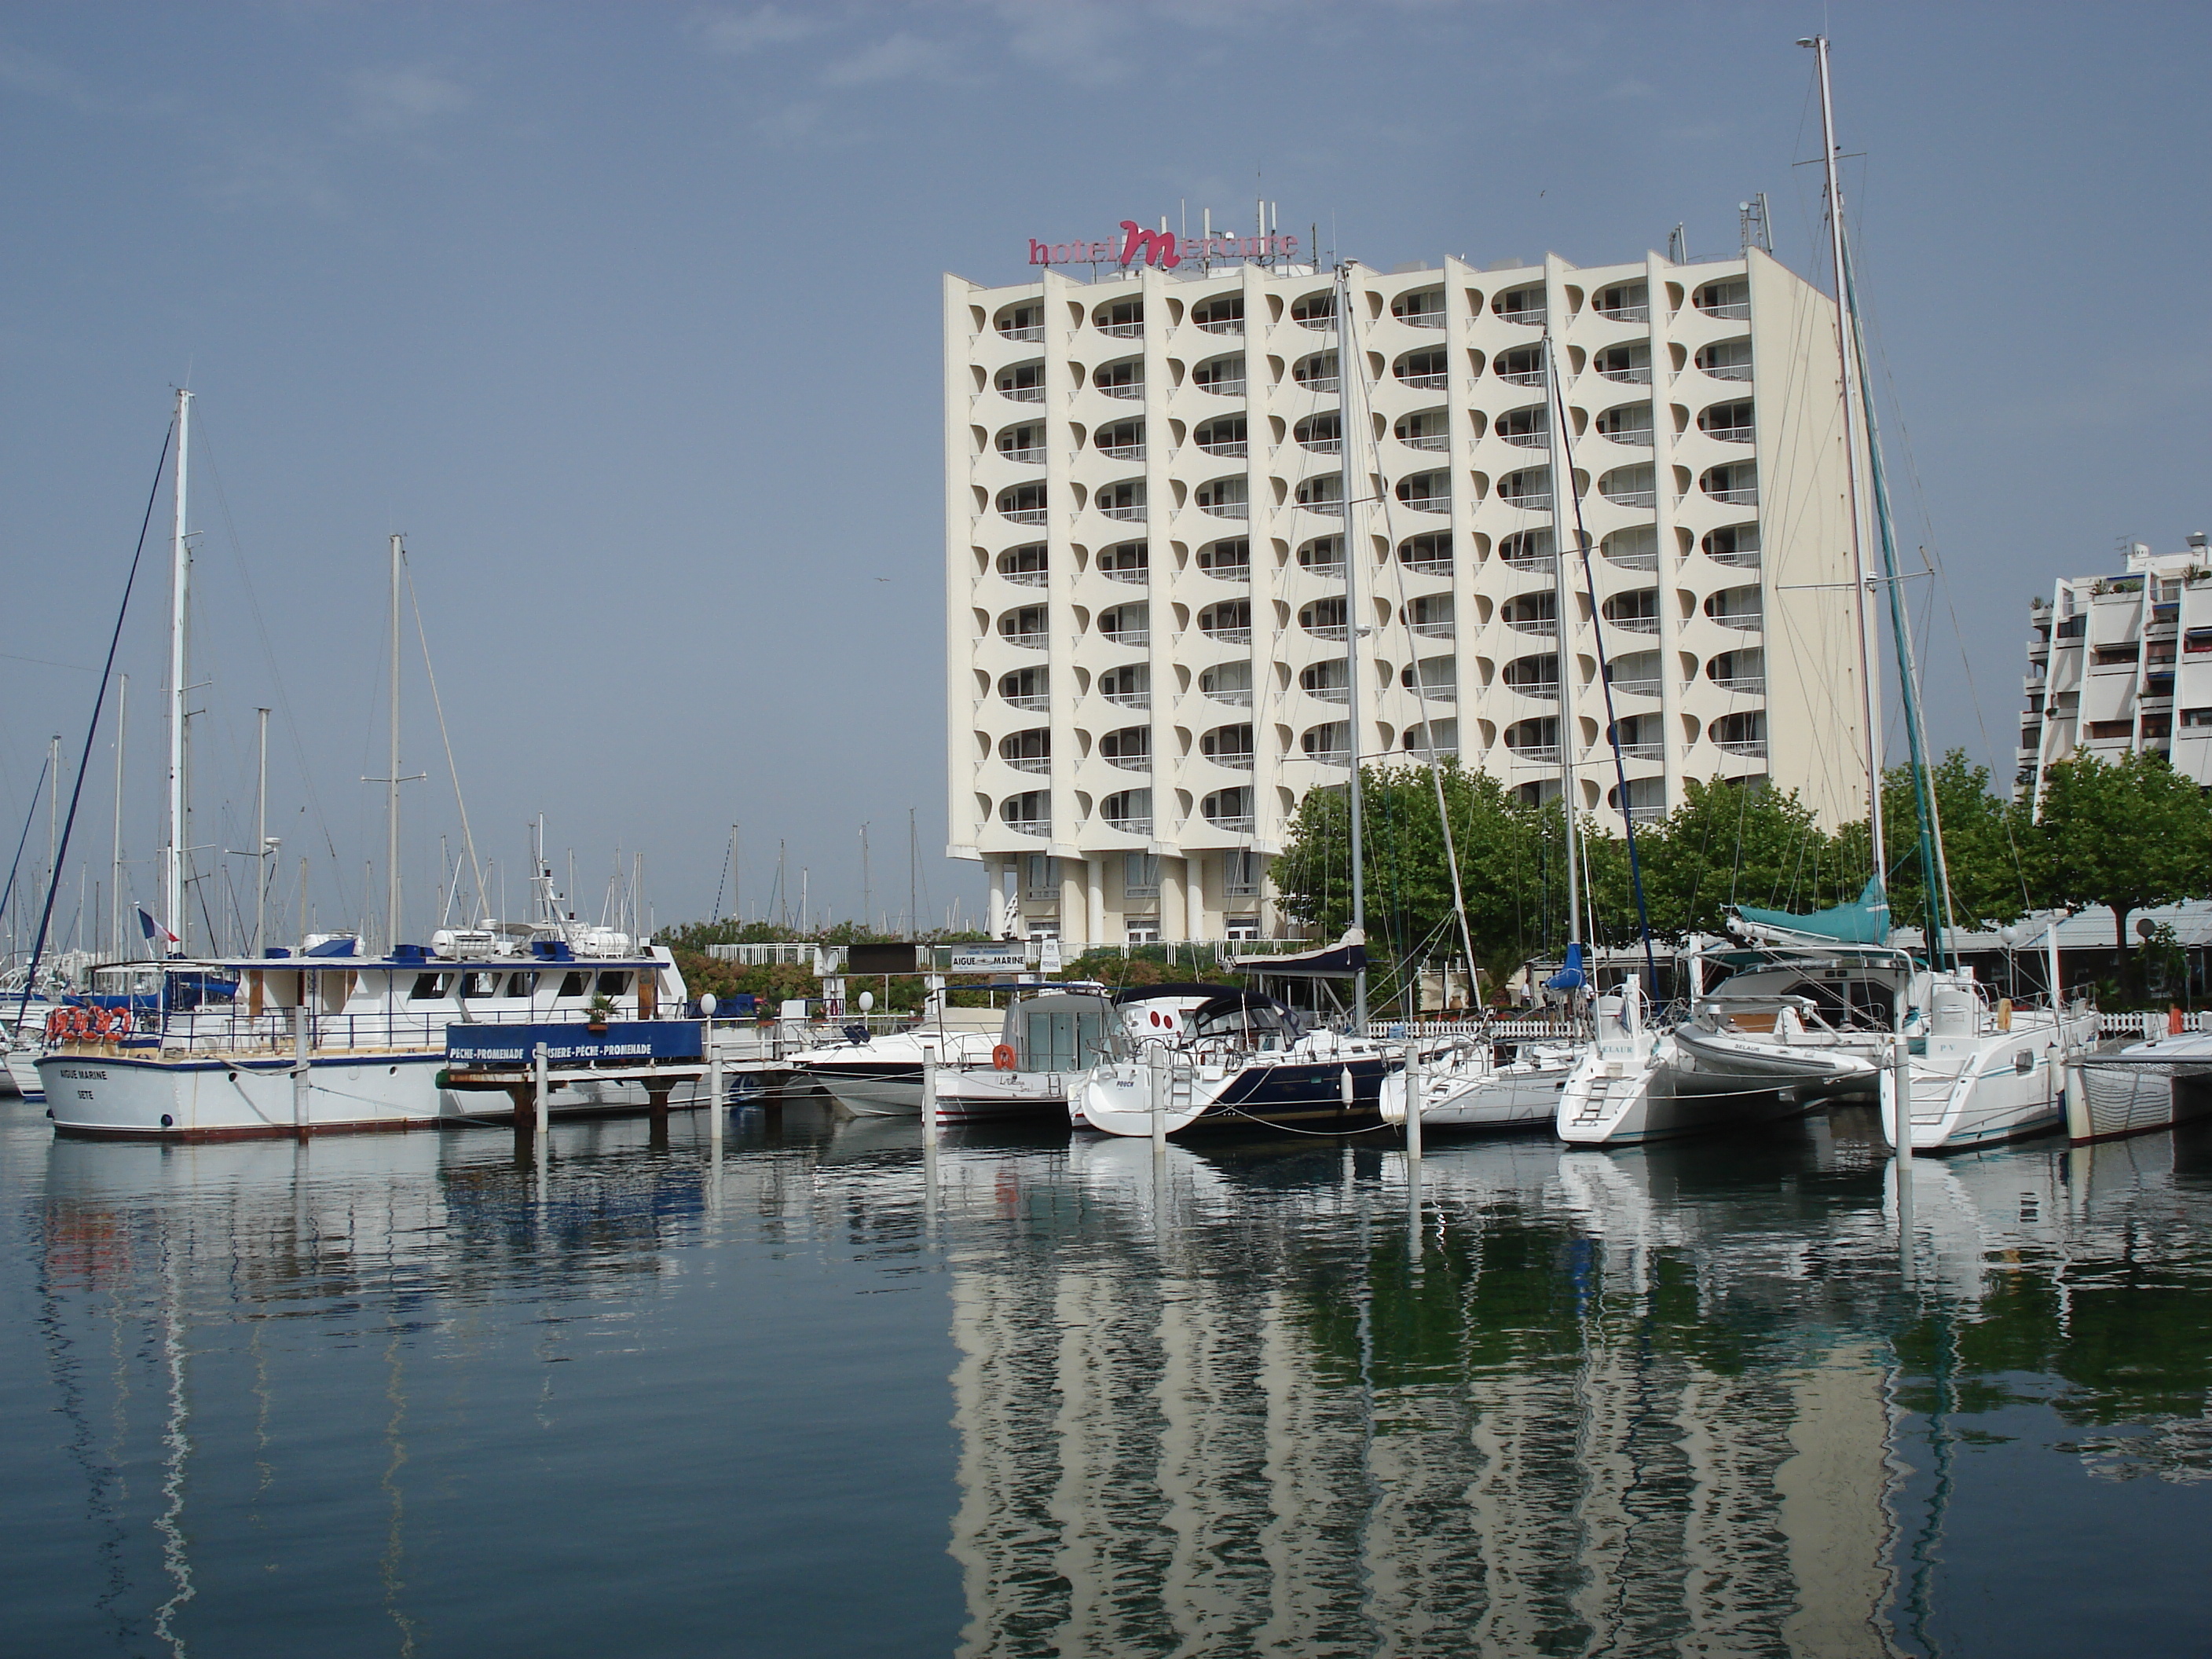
[1030,220,1300,271]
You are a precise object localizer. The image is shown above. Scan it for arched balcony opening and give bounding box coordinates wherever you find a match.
[1602,526,1658,571]
[1592,342,1650,384]
[1196,538,1251,581]
[1496,404,1549,449]
[1093,358,1143,399]
[1192,294,1243,335]
[1299,596,1349,640]
[1502,653,1561,700]
[1502,592,1557,635]
[1710,709,1767,758]
[1202,723,1256,769]
[1290,290,1336,329]
[998,605,1049,649]
[1394,408,1449,451]
[998,482,1048,524]
[1606,713,1664,760]
[1196,475,1249,518]
[1392,287,1445,327]
[1404,718,1458,756]
[1599,463,1656,508]
[1296,475,1344,514]
[1499,528,1554,569]
[1394,348,1448,390]
[997,422,1047,463]
[1002,792,1049,838]
[1395,471,1449,513]
[1097,602,1149,646]
[1593,281,1647,322]
[1697,401,1754,444]
[1098,663,1149,709]
[1096,419,1144,460]
[1203,787,1254,833]
[1505,716,1560,766]
[1191,355,1246,397]
[998,666,1049,709]
[1595,403,1653,445]
[1705,586,1764,631]
[1492,286,1546,327]
[995,360,1044,401]
[997,544,1049,585]
[1694,278,1749,320]
[1497,467,1552,511]
[1695,338,1752,381]
[1097,478,1147,521]
[1300,722,1351,766]
[1401,657,1456,701]
[1701,462,1757,506]
[1198,598,1251,643]
[1295,410,1342,453]
[1201,661,1253,706]
[1399,532,1452,574]
[1496,344,1544,386]
[999,729,1051,773]
[1404,593,1455,637]
[1093,297,1143,338]
[994,302,1044,341]
[1195,414,1247,457]
[1101,789,1152,835]
[1100,727,1152,771]
[1097,541,1148,584]
[1703,524,1760,568]
[1292,351,1339,394]
[1298,534,1346,576]
[1706,648,1765,693]
[1608,650,1662,698]
[1602,588,1661,635]
[1606,776,1667,824]
[1300,660,1349,704]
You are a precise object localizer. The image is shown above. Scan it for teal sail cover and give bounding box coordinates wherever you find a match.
[1733,879,1889,945]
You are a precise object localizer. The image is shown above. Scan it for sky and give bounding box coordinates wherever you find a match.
[2,0,2206,950]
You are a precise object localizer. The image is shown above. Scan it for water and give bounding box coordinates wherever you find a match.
[5,1094,2211,1658]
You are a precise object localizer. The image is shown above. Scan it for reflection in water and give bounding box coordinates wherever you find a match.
[9,1097,2212,1656]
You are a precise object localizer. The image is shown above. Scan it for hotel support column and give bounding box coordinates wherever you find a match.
[1159,858,1185,945]
[1086,859,1106,943]
[1648,253,1686,817]
[988,859,1009,938]
[1059,861,1090,948]
[1185,854,1213,941]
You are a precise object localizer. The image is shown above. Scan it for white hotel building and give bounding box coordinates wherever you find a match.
[2020,533,2212,802]
[943,233,1866,945]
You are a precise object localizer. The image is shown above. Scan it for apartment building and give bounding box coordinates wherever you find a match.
[2021,532,2212,801]
[944,233,1866,944]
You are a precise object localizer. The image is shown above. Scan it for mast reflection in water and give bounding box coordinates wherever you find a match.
[6,1098,2212,1657]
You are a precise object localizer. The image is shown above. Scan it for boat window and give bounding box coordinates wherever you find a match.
[595,972,631,998]
[558,971,589,998]
[407,973,452,1001]
[505,972,539,998]
[460,972,500,998]
[1022,1008,1109,1073]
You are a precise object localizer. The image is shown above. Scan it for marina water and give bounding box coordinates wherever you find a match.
[5,1093,2210,1656]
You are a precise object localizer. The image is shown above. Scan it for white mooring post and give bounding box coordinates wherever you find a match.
[1404,1046,1423,1165]
[291,1000,309,1134]
[1150,1046,1167,1157]
[533,1041,550,1137]
[701,994,723,1152]
[921,1047,939,1145]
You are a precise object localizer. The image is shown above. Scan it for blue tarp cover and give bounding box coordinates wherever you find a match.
[1734,878,1889,945]
[1545,941,1588,992]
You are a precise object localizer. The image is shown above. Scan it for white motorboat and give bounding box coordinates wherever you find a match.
[794,1026,998,1115]
[1378,1031,1576,1133]
[2068,1024,2212,1143]
[931,986,1113,1124]
[1877,976,2100,1153]
[38,939,701,1139]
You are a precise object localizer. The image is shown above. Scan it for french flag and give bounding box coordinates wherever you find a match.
[137,905,179,947]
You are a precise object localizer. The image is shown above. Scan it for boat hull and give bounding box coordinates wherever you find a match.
[2071,1037,2212,1143]
[1558,1040,1807,1145]
[1879,1009,2100,1153]
[1075,1053,1387,1138]
[932,1068,1069,1124]
[1381,1058,1569,1132]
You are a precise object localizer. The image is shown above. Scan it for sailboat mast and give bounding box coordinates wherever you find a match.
[163,388,191,957]
[253,705,269,955]
[1334,261,1368,1028]
[110,673,126,956]
[387,533,404,952]
[1807,36,1889,914]
[1543,330,1584,961]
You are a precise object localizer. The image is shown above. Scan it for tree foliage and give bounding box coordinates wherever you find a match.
[2031,752,2212,957]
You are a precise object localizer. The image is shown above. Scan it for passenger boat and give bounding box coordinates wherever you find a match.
[792,1026,998,1115]
[930,985,1113,1124]
[37,938,695,1139]
[1378,1029,1575,1133]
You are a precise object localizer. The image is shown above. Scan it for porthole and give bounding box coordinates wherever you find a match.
[159,1113,174,1128]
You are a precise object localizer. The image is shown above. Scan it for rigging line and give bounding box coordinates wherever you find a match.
[16,419,171,1030]
[192,416,344,876]
[1361,349,1481,989]
[401,555,485,926]
[1545,329,1656,983]
[0,756,50,935]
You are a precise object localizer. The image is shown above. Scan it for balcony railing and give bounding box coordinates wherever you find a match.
[1507,745,1561,766]
[1196,378,1247,397]
[1101,628,1150,647]
[1702,361,1752,382]
[1717,738,1768,758]
[1496,368,1545,386]
[1396,310,1446,329]
[1612,741,1663,760]
[1101,566,1146,585]
[1207,687,1253,706]
[1506,617,1557,635]
[1002,506,1048,524]
[1306,685,1350,704]
[1001,631,1047,650]
[1099,383,1144,401]
[1097,321,1143,338]
[1710,675,1764,694]
[1496,307,1546,328]
[1401,433,1448,452]
[1300,749,1350,767]
[1000,568,1047,587]
[1402,555,1452,574]
[1698,300,1752,320]
[1607,615,1661,635]
[1709,609,1762,631]
[1209,753,1255,771]
[1500,428,1548,449]
[1207,815,1256,833]
[1408,685,1456,702]
[1103,690,1149,709]
[999,385,1045,402]
[1304,624,1349,641]
[1295,314,1337,331]
[1599,427,1653,447]
[1105,753,1151,772]
[1198,439,1247,457]
[1505,679,1560,700]
[1100,504,1147,522]
[1097,442,1144,460]
[1606,548,1658,571]
[1399,493,1448,514]
[1612,678,1662,698]
[1397,371,1445,390]
[1200,500,1249,518]
[998,322,1044,342]
[1709,546,1760,569]
[1602,489,1657,509]
[1104,816,1152,836]
[1297,376,1340,394]
[1702,425,1753,445]
[1410,621,1456,639]
[1500,491,1555,511]
[1196,318,1243,335]
[1004,756,1050,774]
[1203,627,1253,645]
[1596,364,1652,384]
[1595,304,1650,323]
[998,445,1046,464]
[1300,437,1342,454]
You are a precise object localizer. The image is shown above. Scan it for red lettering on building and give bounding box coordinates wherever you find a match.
[1118,221,1181,269]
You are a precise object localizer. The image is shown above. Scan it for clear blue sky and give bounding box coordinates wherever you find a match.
[2,2,2205,943]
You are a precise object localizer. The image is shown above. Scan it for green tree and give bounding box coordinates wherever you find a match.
[2032,752,2212,983]
[1630,777,1848,939]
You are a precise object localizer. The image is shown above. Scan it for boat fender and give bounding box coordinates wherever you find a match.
[992,1044,1017,1071]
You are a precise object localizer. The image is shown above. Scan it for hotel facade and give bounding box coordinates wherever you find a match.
[944,229,1866,945]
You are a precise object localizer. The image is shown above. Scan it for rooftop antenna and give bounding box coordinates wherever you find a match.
[1667,223,1689,263]
[1738,194,1772,254]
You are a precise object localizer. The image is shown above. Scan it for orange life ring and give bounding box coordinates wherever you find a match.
[109,1006,133,1038]
[44,1009,68,1042]
[68,1006,93,1041]
[991,1043,1017,1071]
